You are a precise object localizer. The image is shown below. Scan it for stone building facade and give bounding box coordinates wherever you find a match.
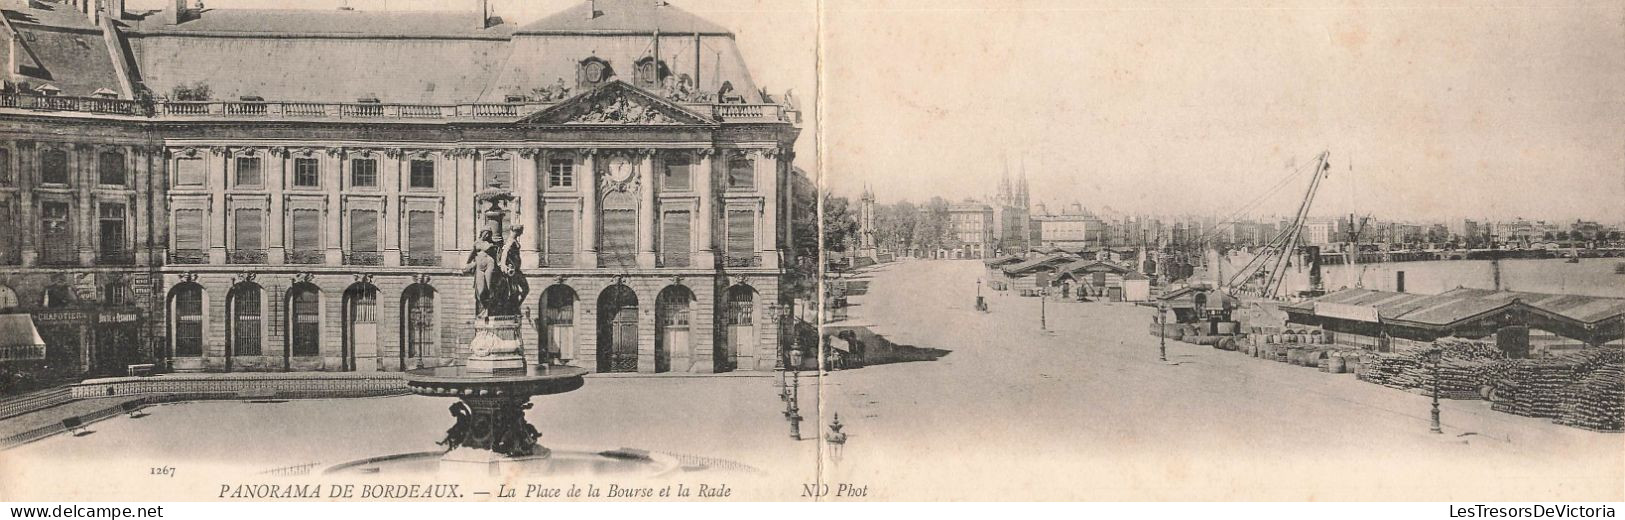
[0,0,802,375]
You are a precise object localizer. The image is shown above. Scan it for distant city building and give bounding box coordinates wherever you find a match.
[946,201,994,258]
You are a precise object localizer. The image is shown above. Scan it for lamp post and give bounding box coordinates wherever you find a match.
[1425,347,1443,434]
[976,279,987,312]
[1157,301,1168,363]
[787,349,804,440]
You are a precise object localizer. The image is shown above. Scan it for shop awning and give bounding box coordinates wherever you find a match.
[0,313,47,362]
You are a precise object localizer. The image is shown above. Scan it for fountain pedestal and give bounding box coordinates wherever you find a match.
[466,316,526,375]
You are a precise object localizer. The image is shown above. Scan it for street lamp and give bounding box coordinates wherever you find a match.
[1423,347,1443,434]
[787,349,804,440]
[1157,301,1168,363]
[976,279,987,312]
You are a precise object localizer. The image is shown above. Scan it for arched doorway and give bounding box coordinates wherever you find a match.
[721,284,757,372]
[286,284,321,370]
[168,283,205,371]
[342,283,379,372]
[401,284,437,370]
[596,285,639,373]
[539,285,577,366]
[226,283,264,372]
[656,285,695,373]
[0,284,18,311]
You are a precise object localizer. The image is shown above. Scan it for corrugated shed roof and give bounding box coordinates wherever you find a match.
[517,0,730,35]
[1057,260,1134,275]
[1290,287,1625,327]
[1,1,124,97]
[1002,253,1075,276]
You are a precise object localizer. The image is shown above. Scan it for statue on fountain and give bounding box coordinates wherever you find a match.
[464,227,529,319]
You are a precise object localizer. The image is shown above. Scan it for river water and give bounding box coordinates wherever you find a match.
[1209,255,1625,298]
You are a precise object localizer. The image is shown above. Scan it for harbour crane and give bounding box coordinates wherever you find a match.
[1223,151,1333,300]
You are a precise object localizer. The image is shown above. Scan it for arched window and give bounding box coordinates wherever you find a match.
[0,285,17,311]
[229,284,263,356]
[171,284,204,357]
[634,57,669,89]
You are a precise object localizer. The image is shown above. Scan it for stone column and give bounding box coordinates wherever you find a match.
[454,149,476,251]
[577,149,598,268]
[131,146,149,267]
[781,152,794,267]
[18,142,34,267]
[268,148,286,265]
[324,148,344,265]
[516,148,541,268]
[756,149,781,267]
[636,149,657,269]
[208,146,228,264]
[693,148,716,267]
[383,149,402,267]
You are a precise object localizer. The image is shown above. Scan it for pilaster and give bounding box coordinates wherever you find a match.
[636,149,657,269]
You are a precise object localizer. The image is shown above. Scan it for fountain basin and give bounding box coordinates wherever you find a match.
[401,365,587,398]
[321,446,682,478]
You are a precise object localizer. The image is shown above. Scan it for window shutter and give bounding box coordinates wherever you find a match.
[484,159,511,190]
[727,157,754,189]
[726,209,755,265]
[599,209,637,267]
[174,209,204,250]
[545,209,575,267]
[661,211,691,267]
[175,158,204,186]
[350,210,378,252]
[407,210,436,255]
[291,210,321,252]
[234,209,263,250]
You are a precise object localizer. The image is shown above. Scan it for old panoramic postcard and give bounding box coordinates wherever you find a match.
[0,0,1621,506]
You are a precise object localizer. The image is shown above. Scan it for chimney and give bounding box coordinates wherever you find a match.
[477,0,490,28]
[588,0,602,19]
[167,0,187,25]
[1396,271,1405,293]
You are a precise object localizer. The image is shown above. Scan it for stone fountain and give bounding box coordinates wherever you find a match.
[323,190,677,477]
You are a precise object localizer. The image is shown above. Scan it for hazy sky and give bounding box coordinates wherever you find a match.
[124,1,1622,222]
[822,0,1625,222]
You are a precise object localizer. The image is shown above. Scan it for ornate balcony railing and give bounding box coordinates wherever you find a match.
[0,93,143,116]
[228,249,267,264]
[724,253,762,268]
[169,249,207,265]
[96,250,135,265]
[286,250,324,265]
[403,252,441,267]
[3,92,799,123]
[345,251,383,266]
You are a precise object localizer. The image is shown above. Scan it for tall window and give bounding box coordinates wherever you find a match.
[173,209,204,262]
[406,210,437,265]
[99,151,125,186]
[232,208,264,263]
[235,157,262,187]
[231,285,262,356]
[172,285,203,357]
[290,287,320,356]
[725,209,756,266]
[349,209,379,265]
[40,201,73,264]
[483,158,511,190]
[289,209,322,263]
[41,149,68,185]
[293,158,320,187]
[350,158,377,188]
[97,203,126,261]
[545,209,575,267]
[0,148,10,185]
[547,158,574,189]
[660,210,691,267]
[409,160,435,189]
[727,156,753,190]
[174,157,204,187]
[0,201,12,264]
[663,155,692,191]
[599,193,636,267]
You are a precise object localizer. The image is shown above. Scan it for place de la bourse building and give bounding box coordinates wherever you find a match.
[0,0,801,376]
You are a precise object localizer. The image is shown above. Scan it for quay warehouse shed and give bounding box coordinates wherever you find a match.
[1281,288,1625,354]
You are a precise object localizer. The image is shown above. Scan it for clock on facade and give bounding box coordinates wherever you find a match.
[607,156,635,183]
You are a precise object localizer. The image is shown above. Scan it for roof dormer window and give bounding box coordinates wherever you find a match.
[634,57,670,90]
[577,57,613,89]
[35,84,60,96]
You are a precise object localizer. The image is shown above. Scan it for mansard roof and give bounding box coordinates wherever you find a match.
[1,0,766,104]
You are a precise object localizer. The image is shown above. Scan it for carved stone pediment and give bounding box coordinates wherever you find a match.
[519,81,713,126]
